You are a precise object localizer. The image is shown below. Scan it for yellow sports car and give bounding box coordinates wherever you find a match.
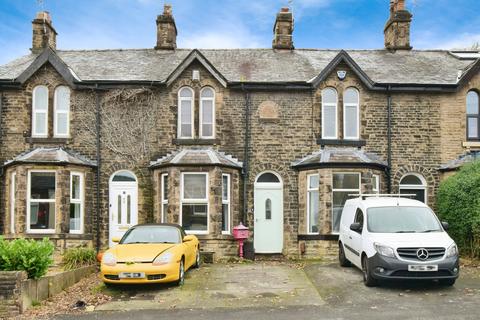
[101,224,200,285]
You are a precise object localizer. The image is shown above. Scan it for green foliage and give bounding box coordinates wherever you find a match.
[62,247,97,270]
[437,161,480,258]
[0,237,54,279]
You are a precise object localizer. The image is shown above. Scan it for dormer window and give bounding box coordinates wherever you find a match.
[467,90,479,140]
[343,88,359,140]
[321,88,338,139]
[54,86,71,137]
[200,87,215,139]
[178,87,194,139]
[32,85,49,137]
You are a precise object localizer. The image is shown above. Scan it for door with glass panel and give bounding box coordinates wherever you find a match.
[109,171,138,247]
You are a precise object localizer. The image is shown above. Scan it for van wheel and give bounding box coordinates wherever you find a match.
[338,243,351,267]
[362,255,377,287]
[439,278,456,286]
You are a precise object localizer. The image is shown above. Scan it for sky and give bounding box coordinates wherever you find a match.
[0,0,479,65]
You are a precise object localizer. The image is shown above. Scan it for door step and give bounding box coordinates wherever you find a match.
[253,253,285,262]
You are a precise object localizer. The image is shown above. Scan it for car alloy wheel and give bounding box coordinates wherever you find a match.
[194,250,201,268]
[177,260,185,286]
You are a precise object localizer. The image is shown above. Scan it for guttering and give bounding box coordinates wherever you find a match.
[229,81,311,91]
[0,90,3,139]
[292,162,388,171]
[242,83,251,226]
[95,86,102,253]
[387,85,392,193]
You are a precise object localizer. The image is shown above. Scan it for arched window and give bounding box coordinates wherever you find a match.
[111,170,137,182]
[322,88,338,139]
[256,172,281,183]
[343,88,359,140]
[32,86,49,137]
[200,87,215,139]
[54,86,70,137]
[467,91,479,140]
[178,87,194,139]
[399,173,427,204]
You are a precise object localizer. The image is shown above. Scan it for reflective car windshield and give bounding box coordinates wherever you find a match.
[121,226,181,244]
[367,206,442,233]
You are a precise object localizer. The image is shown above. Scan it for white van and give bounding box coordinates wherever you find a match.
[338,196,459,287]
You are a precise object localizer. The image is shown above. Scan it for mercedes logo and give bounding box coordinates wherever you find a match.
[416,248,429,260]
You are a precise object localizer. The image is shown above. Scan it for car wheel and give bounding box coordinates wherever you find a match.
[176,259,185,286]
[362,255,377,287]
[439,278,456,286]
[193,249,201,268]
[338,242,351,267]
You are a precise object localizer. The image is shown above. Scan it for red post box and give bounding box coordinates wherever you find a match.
[233,223,249,258]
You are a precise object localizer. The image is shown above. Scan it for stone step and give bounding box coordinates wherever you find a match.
[253,253,285,262]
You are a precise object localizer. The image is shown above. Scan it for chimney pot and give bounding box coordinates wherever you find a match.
[155,4,177,50]
[281,7,290,13]
[31,11,57,53]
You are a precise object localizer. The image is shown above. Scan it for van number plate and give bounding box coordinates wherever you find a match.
[119,272,145,279]
[408,265,438,272]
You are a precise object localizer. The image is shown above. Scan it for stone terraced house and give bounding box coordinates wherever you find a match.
[0,1,479,259]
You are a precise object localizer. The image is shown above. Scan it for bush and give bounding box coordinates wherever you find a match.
[62,247,97,270]
[0,237,54,279]
[437,161,480,258]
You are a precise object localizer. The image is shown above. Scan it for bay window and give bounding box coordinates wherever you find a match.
[161,173,168,223]
[332,173,360,233]
[181,173,208,233]
[200,87,215,139]
[70,172,84,234]
[178,87,194,138]
[28,171,56,233]
[10,172,16,234]
[222,174,231,234]
[307,174,319,234]
[32,86,49,137]
[372,174,380,194]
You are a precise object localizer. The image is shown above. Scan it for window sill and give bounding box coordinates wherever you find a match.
[463,141,480,148]
[173,138,219,145]
[297,234,339,241]
[25,137,69,144]
[317,138,366,147]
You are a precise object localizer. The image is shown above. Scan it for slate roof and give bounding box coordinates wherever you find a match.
[292,148,387,169]
[439,152,480,171]
[150,148,243,169]
[3,147,97,167]
[0,48,477,86]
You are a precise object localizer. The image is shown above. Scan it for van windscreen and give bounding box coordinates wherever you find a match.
[367,206,442,233]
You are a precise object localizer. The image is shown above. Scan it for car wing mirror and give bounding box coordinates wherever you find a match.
[350,223,362,233]
[112,237,121,243]
[441,221,449,231]
[183,235,194,242]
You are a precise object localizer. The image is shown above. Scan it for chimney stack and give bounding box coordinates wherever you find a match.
[272,7,294,50]
[31,11,57,53]
[384,0,412,51]
[155,4,177,50]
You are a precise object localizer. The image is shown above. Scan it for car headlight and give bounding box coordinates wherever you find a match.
[102,252,117,266]
[374,243,396,258]
[446,243,458,258]
[153,252,173,266]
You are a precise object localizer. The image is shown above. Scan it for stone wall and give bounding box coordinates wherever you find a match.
[0,271,26,318]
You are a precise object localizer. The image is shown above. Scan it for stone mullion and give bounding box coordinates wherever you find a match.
[57,169,70,234]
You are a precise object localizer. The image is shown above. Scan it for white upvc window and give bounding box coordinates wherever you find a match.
[307,174,319,234]
[178,87,194,139]
[32,85,49,137]
[54,86,71,137]
[372,174,380,194]
[200,87,215,139]
[161,173,168,223]
[10,172,16,234]
[332,173,361,234]
[70,172,84,234]
[322,87,338,139]
[181,172,209,234]
[222,173,231,234]
[27,170,56,233]
[343,87,360,140]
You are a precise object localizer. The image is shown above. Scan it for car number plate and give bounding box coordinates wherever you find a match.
[119,272,145,279]
[408,265,438,272]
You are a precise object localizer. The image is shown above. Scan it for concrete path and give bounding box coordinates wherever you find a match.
[96,262,323,311]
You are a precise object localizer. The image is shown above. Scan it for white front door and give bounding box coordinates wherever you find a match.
[254,172,283,253]
[109,182,138,247]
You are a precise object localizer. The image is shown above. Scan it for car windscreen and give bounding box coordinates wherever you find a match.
[367,206,443,233]
[121,226,181,244]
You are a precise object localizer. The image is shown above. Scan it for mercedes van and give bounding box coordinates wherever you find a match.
[338,196,459,287]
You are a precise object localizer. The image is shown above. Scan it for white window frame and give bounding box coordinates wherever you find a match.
[161,173,168,223]
[199,87,215,139]
[10,172,16,234]
[32,85,49,138]
[343,87,360,140]
[180,172,209,235]
[373,174,380,194]
[69,172,84,234]
[27,170,56,234]
[307,174,319,235]
[221,173,231,235]
[321,87,338,139]
[177,87,195,139]
[332,172,361,234]
[54,86,71,138]
[399,173,428,204]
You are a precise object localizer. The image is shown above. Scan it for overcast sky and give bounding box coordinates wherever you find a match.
[0,0,479,65]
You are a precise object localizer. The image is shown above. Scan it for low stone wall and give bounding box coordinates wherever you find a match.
[0,265,96,317]
[299,240,337,260]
